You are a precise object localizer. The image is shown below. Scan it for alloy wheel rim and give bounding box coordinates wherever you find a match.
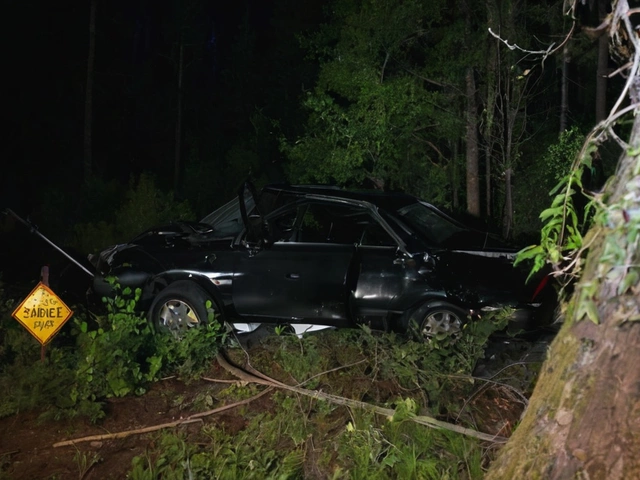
[420,310,462,339]
[157,299,200,336]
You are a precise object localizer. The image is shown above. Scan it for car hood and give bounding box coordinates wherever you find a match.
[93,221,231,275]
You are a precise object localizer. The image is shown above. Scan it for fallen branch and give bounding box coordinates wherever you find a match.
[53,387,273,448]
[214,351,507,444]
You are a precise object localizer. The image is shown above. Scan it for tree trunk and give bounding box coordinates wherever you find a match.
[83,0,97,184]
[451,140,459,210]
[483,0,499,217]
[595,0,609,123]
[465,67,480,217]
[560,43,570,133]
[486,86,640,479]
[501,167,513,239]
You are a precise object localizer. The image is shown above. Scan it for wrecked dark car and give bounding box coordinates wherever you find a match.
[90,184,557,340]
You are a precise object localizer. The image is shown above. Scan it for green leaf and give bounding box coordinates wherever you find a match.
[618,269,639,295]
[578,299,599,324]
[514,245,543,264]
[539,207,563,221]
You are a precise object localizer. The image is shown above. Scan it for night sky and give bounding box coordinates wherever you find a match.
[3,0,327,284]
[4,0,293,214]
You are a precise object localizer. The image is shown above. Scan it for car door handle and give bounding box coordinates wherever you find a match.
[286,273,300,280]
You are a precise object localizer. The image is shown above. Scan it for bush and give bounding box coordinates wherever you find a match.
[72,172,194,254]
[0,280,227,423]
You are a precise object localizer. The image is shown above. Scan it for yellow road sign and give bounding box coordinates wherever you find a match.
[12,282,73,345]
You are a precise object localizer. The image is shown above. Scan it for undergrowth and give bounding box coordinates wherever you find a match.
[129,312,510,479]
[129,392,485,480]
[0,278,520,478]
[0,279,227,423]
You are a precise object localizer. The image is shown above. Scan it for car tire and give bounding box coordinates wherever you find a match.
[412,303,468,342]
[148,281,219,338]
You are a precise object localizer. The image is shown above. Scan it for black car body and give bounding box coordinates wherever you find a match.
[91,184,556,339]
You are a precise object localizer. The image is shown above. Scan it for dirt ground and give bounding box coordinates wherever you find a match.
[0,368,241,480]
[0,331,552,480]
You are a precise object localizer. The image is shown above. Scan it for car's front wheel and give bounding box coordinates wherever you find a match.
[413,304,467,342]
[148,281,219,338]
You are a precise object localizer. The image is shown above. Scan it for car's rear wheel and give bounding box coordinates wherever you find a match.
[149,281,220,338]
[414,304,467,341]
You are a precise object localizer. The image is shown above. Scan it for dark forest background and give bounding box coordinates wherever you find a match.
[2,0,625,272]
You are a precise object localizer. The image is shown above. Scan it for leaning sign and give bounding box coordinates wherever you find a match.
[12,282,73,345]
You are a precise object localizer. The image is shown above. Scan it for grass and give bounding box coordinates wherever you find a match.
[0,282,534,479]
[126,325,512,479]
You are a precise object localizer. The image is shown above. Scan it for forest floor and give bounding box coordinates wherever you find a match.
[0,328,555,480]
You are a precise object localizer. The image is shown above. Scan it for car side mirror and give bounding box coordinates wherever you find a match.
[243,214,273,255]
[418,252,436,274]
[393,250,415,267]
[242,235,264,256]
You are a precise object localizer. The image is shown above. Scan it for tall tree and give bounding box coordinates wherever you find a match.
[465,66,480,216]
[464,0,480,217]
[283,0,467,206]
[486,1,640,477]
[560,42,570,132]
[483,0,499,217]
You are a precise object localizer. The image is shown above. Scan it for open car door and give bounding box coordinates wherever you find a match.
[237,181,269,249]
[232,197,358,326]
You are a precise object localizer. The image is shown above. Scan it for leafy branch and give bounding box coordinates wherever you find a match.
[516,0,640,320]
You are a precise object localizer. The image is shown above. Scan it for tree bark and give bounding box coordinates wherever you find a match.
[451,140,459,210]
[83,0,97,184]
[483,0,499,217]
[486,88,640,479]
[501,167,513,239]
[560,43,570,133]
[465,67,480,217]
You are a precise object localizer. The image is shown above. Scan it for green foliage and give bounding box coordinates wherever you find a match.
[129,414,304,480]
[70,285,159,419]
[0,283,79,419]
[156,319,228,382]
[72,173,195,254]
[573,144,640,325]
[282,0,463,205]
[2,270,517,478]
[128,389,484,480]
[0,346,78,419]
[73,449,102,479]
[544,128,587,183]
[337,409,482,479]
[265,311,508,412]
[515,127,586,235]
[129,409,308,480]
[273,333,328,388]
[516,111,640,327]
[515,131,597,281]
[0,278,226,423]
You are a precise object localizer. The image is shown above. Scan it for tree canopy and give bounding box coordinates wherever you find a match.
[2,0,620,240]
